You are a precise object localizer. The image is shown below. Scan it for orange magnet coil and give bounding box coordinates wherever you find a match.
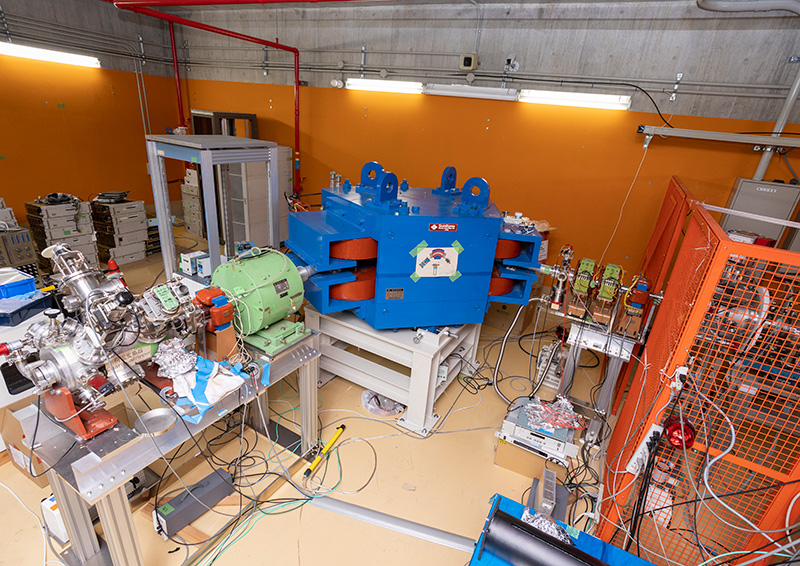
[208,302,235,332]
[488,267,514,296]
[495,239,521,259]
[194,286,225,306]
[330,238,378,260]
[330,266,376,301]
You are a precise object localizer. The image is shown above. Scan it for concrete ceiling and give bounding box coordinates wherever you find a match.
[2,0,800,121]
[168,1,800,121]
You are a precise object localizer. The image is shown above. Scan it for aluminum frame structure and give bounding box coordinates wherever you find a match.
[27,334,320,566]
[146,135,281,277]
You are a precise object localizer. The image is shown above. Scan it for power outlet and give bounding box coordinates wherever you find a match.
[625,424,664,475]
[436,361,449,386]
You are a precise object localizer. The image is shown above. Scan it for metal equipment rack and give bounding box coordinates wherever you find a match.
[146,135,287,279]
[190,109,258,139]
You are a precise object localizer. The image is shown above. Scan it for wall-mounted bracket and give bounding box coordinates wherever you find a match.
[0,7,11,43]
[263,47,269,76]
[638,124,800,150]
[669,72,683,101]
[183,40,190,71]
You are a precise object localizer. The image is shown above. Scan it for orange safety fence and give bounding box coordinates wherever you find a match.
[599,178,800,566]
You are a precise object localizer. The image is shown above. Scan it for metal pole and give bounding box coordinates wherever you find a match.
[95,486,145,566]
[585,356,625,445]
[168,21,185,127]
[109,3,304,193]
[754,62,800,180]
[311,497,476,553]
[147,141,178,279]
[298,332,320,453]
[46,470,101,563]
[561,343,583,396]
[200,151,222,272]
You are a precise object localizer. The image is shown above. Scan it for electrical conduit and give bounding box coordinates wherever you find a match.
[107,2,303,192]
[698,0,800,180]
[168,21,185,127]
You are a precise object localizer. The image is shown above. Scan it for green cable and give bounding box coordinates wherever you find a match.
[197,398,351,565]
[199,500,310,566]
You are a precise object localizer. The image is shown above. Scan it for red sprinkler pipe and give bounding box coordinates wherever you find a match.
[116,0,375,5]
[168,22,186,127]
[111,3,303,192]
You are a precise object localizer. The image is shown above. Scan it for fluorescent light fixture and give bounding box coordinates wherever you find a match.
[345,78,423,94]
[423,84,518,101]
[0,42,101,68]
[518,89,631,110]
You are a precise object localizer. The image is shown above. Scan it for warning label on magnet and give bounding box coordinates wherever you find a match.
[415,247,458,278]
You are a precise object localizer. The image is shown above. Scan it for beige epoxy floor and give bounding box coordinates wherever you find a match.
[0,242,605,566]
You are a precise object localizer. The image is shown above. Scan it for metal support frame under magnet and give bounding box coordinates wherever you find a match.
[247,332,320,455]
[305,305,480,436]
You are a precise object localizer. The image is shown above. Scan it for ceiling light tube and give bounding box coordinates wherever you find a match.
[345,78,424,94]
[518,89,631,110]
[0,42,101,68]
[423,84,518,101]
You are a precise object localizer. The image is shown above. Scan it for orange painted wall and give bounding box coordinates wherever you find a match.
[3,57,796,276]
[186,79,799,274]
[0,56,181,224]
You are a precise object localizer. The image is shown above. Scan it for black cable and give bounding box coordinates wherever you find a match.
[109,350,263,508]
[581,349,601,369]
[643,476,800,517]
[783,153,800,184]
[28,395,79,478]
[146,268,165,290]
[626,386,684,555]
[712,530,794,566]
[515,326,563,356]
[520,486,531,505]
[152,440,189,526]
[626,441,657,555]
[668,527,730,556]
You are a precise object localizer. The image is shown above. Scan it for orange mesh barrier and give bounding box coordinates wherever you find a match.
[599,180,800,566]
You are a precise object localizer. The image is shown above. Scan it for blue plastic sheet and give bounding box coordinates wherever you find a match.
[175,357,249,424]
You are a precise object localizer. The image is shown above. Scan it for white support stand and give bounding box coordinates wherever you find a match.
[304,306,481,436]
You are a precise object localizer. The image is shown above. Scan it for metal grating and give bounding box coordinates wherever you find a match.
[600,183,800,566]
[605,210,720,489]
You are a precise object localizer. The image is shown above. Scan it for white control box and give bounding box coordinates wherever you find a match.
[179,251,206,275]
[196,254,228,278]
